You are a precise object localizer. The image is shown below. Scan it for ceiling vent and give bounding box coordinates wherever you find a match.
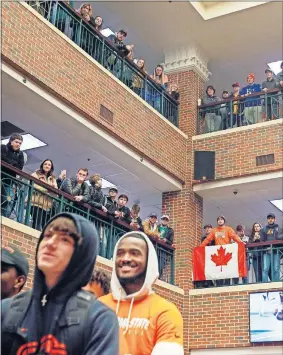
[100,105,114,125]
[1,121,25,138]
[256,153,275,166]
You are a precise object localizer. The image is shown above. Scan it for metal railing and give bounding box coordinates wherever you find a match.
[194,240,283,288]
[26,1,179,126]
[1,161,175,284]
[198,89,282,134]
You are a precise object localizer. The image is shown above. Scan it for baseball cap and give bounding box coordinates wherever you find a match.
[109,187,118,193]
[222,90,229,94]
[118,29,127,37]
[267,213,275,218]
[1,245,29,277]
[232,82,240,87]
[161,215,170,221]
[149,212,158,218]
[265,68,273,74]
[204,224,212,229]
[247,73,255,80]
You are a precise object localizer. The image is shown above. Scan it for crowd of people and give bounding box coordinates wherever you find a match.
[196,213,282,288]
[1,134,175,246]
[201,62,283,133]
[29,1,180,108]
[1,216,184,355]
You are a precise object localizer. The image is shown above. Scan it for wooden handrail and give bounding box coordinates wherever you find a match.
[1,161,175,250]
[246,240,283,248]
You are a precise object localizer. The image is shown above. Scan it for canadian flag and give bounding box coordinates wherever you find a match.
[193,243,247,281]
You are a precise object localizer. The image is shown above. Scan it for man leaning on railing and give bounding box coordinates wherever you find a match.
[262,68,280,120]
[261,213,282,282]
[240,73,262,125]
[1,134,25,218]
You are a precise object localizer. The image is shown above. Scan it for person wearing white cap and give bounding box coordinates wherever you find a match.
[158,215,174,245]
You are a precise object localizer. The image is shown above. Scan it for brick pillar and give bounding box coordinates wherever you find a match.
[163,49,209,352]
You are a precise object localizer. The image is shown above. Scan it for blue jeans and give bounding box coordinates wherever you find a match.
[262,251,280,282]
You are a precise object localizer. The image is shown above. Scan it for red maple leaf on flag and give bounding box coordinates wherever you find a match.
[211,246,233,271]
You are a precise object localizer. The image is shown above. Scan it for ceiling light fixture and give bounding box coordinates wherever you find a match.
[269,199,283,212]
[1,133,47,151]
[268,60,283,75]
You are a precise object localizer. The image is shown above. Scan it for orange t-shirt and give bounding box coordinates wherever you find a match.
[201,226,242,246]
[99,293,183,355]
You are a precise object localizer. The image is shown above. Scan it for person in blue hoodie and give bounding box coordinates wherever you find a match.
[261,213,281,282]
[240,73,262,125]
[1,213,119,355]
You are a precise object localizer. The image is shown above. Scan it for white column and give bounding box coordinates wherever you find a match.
[163,42,211,81]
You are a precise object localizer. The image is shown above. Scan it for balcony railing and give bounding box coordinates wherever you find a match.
[25,1,179,127]
[198,89,282,134]
[194,240,283,288]
[1,161,175,284]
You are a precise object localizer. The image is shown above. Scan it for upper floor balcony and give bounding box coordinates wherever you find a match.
[197,89,282,135]
[25,1,179,126]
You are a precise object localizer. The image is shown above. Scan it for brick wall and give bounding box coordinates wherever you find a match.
[189,286,283,350]
[193,121,283,180]
[2,2,187,182]
[162,69,206,354]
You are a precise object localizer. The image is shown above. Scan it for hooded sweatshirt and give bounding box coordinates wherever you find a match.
[261,223,280,242]
[1,213,119,355]
[99,231,184,355]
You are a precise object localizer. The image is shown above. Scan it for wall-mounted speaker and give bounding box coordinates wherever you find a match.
[194,151,215,181]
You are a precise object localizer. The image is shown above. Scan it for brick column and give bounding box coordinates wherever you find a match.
[163,46,209,353]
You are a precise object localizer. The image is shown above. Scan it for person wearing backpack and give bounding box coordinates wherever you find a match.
[1,213,119,355]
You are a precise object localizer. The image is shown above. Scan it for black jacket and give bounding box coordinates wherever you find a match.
[1,213,119,355]
[158,225,174,245]
[117,205,131,224]
[1,143,24,177]
[103,195,118,215]
[107,34,130,57]
[88,185,104,210]
[60,177,89,202]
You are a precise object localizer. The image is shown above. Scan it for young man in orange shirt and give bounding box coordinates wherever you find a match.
[201,216,243,286]
[201,216,243,246]
[99,231,184,355]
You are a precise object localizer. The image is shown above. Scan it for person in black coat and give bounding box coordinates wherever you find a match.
[158,215,174,245]
[1,134,25,218]
[88,174,107,212]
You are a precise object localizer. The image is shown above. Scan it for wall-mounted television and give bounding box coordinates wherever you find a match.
[249,291,283,342]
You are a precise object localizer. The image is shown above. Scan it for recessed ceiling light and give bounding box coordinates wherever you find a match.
[270,199,283,212]
[268,60,283,75]
[1,133,47,151]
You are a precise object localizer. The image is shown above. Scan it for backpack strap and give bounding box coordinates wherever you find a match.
[2,291,32,332]
[2,291,32,355]
[58,290,96,352]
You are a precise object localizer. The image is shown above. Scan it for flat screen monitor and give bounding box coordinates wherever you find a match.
[249,291,283,342]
